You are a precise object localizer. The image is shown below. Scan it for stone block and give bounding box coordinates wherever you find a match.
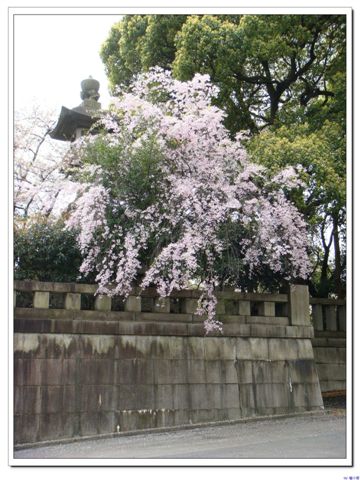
[94,295,112,311]
[186,337,205,359]
[222,324,251,337]
[33,291,49,309]
[154,409,175,429]
[98,411,117,435]
[289,284,310,326]
[154,384,174,409]
[227,407,242,421]
[292,382,323,408]
[316,363,346,381]
[21,358,42,385]
[267,360,288,383]
[79,358,98,385]
[222,360,239,383]
[314,346,345,364]
[205,383,223,407]
[118,385,138,410]
[312,304,324,331]
[62,385,77,413]
[205,360,222,384]
[325,337,346,348]
[133,336,157,358]
[173,384,190,410]
[14,386,23,414]
[268,338,300,361]
[96,359,116,385]
[134,384,156,410]
[255,383,289,409]
[219,315,246,324]
[250,324,287,338]
[173,409,189,427]
[191,408,216,424]
[246,316,288,326]
[320,380,346,393]
[238,384,256,410]
[248,337,269,360]
[188,359,206,383]
[239,300,251,316]
[41,386,65,414]
[223,384,240,409]
[234,338,252,360]
[14,414,40,445]
[124,295,141,312]
[189,384,209,409]
[204,337,236,360]
[324,305,337,331]
[251,361,275,384]
[263,302,275,316]
[80,384,106,412]
[14,333,41,358]
[80,412,100,436]
[65,293,81,310]
[153,359,187,384]
[233,359,253,384]
[20,386,41,414]
[285,326,314,339]
[288,359,319,384]
[150,336,185,359]
[116,358,153,385]
[39,413,75,441]
[297,339,314,359]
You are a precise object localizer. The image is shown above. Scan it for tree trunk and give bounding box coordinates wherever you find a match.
[332,214,344,298]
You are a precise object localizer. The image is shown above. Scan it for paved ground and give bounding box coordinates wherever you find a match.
[14,410,346,459]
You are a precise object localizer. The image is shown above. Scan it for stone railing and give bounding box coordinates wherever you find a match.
[310,297,346,394]
[14,281,311,338]
[310,297,346,333]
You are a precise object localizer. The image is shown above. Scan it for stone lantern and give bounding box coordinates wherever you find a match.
[50,76,101,141]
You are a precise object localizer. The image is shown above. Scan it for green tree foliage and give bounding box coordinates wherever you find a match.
[14,218,84,282]
[101,15,187,90]
[101,14,345,135]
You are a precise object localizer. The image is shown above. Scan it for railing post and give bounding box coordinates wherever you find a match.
[65,293,81,310]
[125,295,141,312]
[312,303,324,330]
[289,284,310,326]
[95,295,112,311]
[33,291,49,309]
[338,304,346,332]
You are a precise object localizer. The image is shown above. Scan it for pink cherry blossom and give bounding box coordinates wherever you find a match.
[67,68,310,333]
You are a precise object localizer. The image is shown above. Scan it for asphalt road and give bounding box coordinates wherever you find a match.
[14,411,346,460]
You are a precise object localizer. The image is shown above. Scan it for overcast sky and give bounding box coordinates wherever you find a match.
[14,14,122,114]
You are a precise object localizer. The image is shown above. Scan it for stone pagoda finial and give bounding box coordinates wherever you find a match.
[80,76,100,102]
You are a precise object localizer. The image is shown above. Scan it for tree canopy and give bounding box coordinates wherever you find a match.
[101,14,346,135]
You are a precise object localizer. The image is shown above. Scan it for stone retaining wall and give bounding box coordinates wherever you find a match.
[14,282,324,445]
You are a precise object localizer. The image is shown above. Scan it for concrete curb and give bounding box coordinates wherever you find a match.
[14,408,339,451]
